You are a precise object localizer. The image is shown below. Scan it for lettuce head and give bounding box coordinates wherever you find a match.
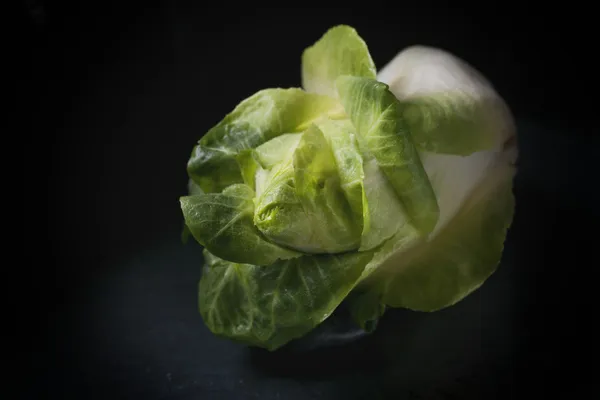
[180,25,517,350]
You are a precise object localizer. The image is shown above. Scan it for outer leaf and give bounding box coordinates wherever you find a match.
[302,25,376,97]
[188,179,204,196]
[402,92,496,155]
[377,45,514,155]
[198,249,374,351]
[375,162,515,311]
[187,89,339,193]
[418,149,508,236]
[180,184,300,265]
[182,179,204,244]
[336,75,439,234]
[359,223,420,281]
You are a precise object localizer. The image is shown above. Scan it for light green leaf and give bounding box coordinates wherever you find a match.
[292,125,361,253]
[253,133,302,169]
[402,92,497,155]
[182,179,205,244]
[375,163,515,311]
[235,149,277,199]
[253,159,313,252]
[198,249,374,351]
[188,179,204,196]
[336,75,439,235]
[377,45,514,156]
[235,150,260,191]
[180,184,301,265]
[317,119,413,251]
[360,158,415,250]
[302,25,376,97]
[316,118,366,237]
[254,168,270,199]
[359,223,421,281]
[187,89,339,193]
[254,125,361,254]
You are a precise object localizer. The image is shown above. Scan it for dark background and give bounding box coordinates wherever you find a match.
[25,1,595,399]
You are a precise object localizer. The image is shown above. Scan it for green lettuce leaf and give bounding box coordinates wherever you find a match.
[402,92,497,155]
[187,89,339,193]
[302,25,376,97]
[235,149,260,191]
[253,133,303,169]
[182,179,205,244]
[316,118,367,239]
[336,75,439,235]
[188,179,204,196]
[360,158,415,251]
[377,45,514,156]
[359,223,421,281]
[180,184,301,265]
[198,249,374,351]
[292,124,361,253]
[373,162,515,311]
[253,157,312,252]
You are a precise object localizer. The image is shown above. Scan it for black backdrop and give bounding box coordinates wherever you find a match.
[25,1,595,399]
